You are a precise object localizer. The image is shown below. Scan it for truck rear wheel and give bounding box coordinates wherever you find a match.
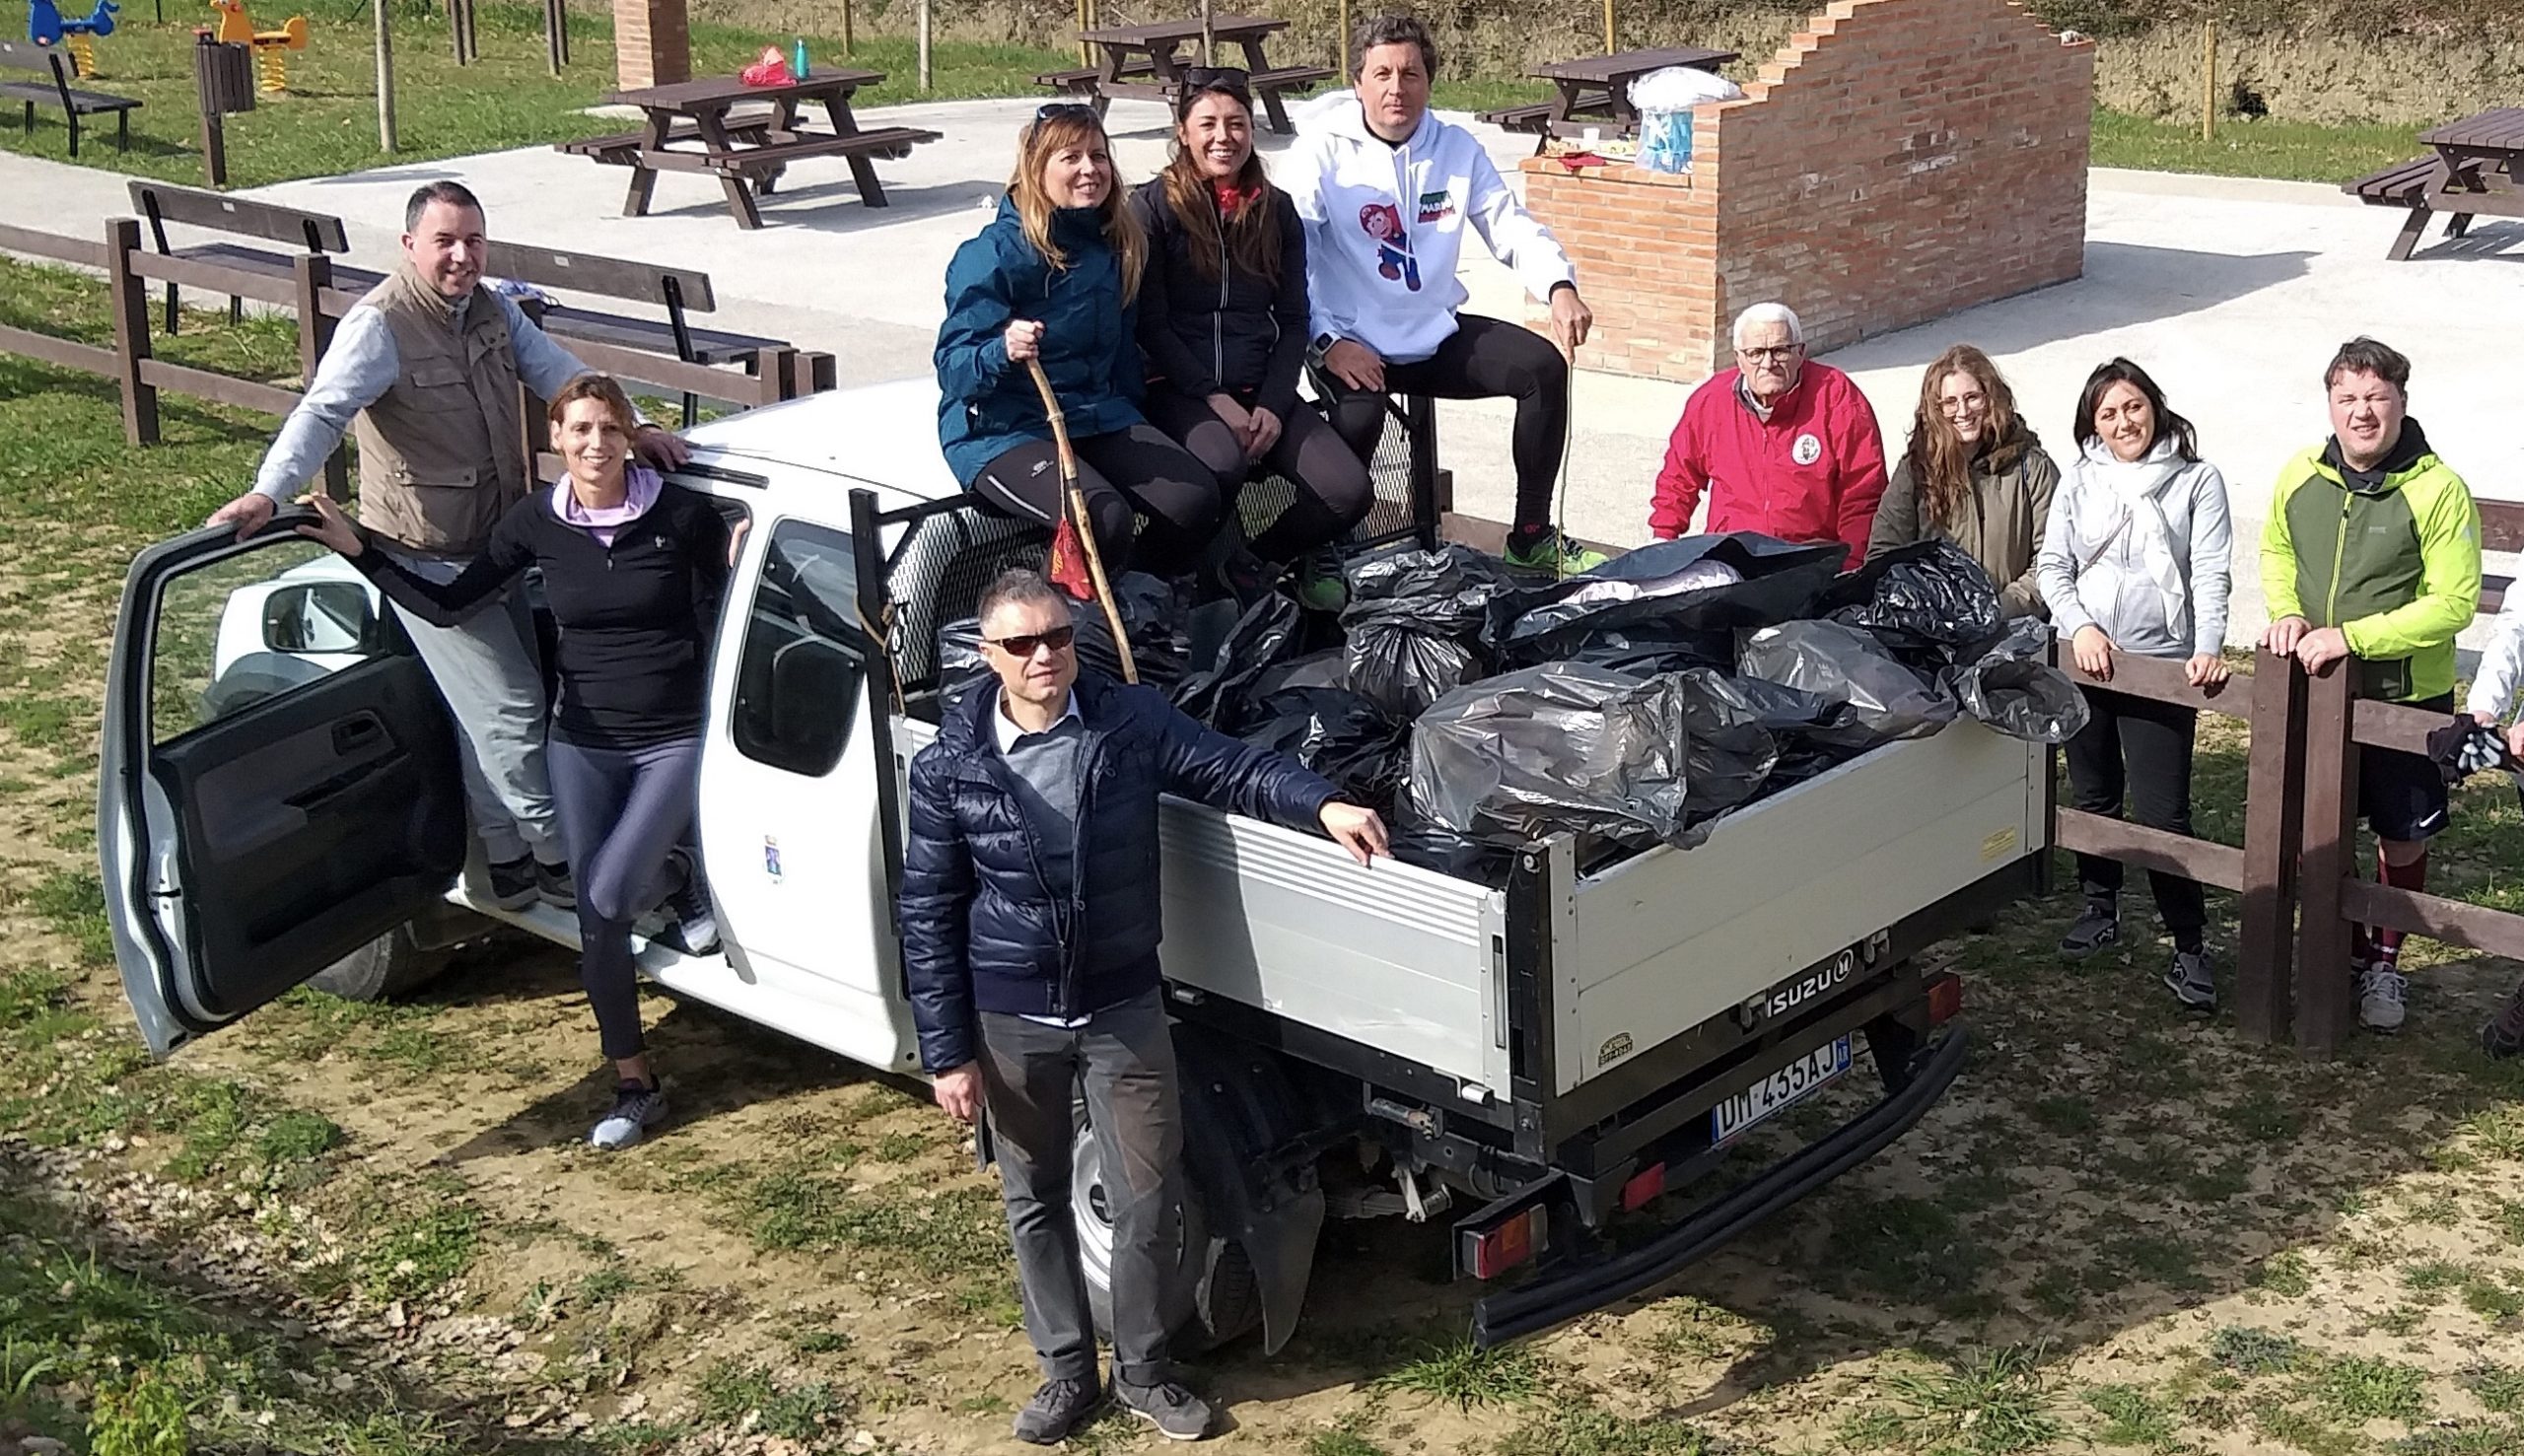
[1072,1112,1264,1352]
[307,925,448,1003]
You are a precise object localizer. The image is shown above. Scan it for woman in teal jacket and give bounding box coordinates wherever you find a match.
[936,106,1224,576]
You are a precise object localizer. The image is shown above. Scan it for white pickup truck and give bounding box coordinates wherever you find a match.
[100,378,2047,1352]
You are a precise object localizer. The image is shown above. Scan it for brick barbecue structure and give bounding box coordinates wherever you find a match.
[1523,0,2096,382]
[613,0,691,89]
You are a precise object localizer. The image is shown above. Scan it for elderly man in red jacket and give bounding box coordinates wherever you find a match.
[1648,303,1889,563]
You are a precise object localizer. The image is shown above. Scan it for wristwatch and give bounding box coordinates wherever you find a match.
[1310,332,1339,359]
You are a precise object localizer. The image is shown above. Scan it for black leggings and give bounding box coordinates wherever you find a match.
[2064,686,2206,942]
[1322,313,1569,534]
[1141,388,1375,562]
[969,424,1223,577]
[545,734,701,1061]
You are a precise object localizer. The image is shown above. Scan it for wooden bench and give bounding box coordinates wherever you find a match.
[0,37,139,158]
[480,242,789,422]
[129,180,359,334]
[2345,156,2477,260]
[558,113,778,163]
[1033,66,1108,95]
[1478,102,1558,134]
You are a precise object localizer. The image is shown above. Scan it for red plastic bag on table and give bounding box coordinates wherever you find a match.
[739,46,794,86]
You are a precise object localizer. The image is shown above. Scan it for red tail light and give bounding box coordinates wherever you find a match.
[1928,972,1964,1026]
[1619,1161,1666,1213]
[1471,1206,1546,1280]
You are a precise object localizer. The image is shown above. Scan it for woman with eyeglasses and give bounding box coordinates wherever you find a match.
[937,104,1225,578]
[2035,358,2232,1013]
[1867,344,2059,618]
[1127,68,1373,606]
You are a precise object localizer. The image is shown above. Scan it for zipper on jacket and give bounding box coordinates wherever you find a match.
[1214,223,1227,390]
[2327,487,2352,625]
[1057,733,1105,1018]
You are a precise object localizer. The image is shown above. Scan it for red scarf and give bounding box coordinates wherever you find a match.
[1212,178,1262,217]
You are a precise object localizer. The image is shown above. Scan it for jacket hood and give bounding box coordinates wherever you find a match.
[1980,420,2038,476]
[2318,417,2435,494]
[987,193,1114,250]
[1311,95,1437,150]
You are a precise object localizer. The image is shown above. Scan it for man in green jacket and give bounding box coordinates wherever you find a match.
[2259,337,2482,1033]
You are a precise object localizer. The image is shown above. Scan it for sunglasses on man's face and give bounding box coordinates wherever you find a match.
[985,624,1077,659]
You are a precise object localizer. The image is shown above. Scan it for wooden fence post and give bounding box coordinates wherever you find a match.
[2294,662,2358,1057]
[105,218,160,448]
[293,252,349,500]
[2234,647,2305,1044]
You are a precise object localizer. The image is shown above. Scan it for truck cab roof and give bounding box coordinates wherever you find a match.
[681,377,964,512]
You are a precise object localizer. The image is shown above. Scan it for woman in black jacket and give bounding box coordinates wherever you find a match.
[1130,70,1372,600]
[299,374,725,1153]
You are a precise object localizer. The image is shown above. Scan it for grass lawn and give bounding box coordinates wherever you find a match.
[2089,108,2429,183]
[0,0,1071,189]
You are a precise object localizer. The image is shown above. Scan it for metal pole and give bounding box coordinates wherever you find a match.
[917,0,931,93]
[375,0,396,152]
[2201,19,2215,142]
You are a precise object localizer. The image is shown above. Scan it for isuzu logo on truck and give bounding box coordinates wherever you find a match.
[1750,949,1858,1022]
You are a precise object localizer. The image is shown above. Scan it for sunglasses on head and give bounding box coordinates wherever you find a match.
[1181,64,1251,94]
[985,624,1077,658]
[1035,102,1101,123]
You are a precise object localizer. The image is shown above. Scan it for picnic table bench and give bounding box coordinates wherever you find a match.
[571,69,941,231]
[2347,107,2524,260]
[1,35,139,158]
[1481,45,1735,154]
[1047,15,1331,135]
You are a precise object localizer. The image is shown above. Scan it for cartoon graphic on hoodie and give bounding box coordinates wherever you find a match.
[1359,203,1422,291]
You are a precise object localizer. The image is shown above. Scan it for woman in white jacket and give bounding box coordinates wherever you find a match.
[2036,358,2232,1011]
[1282,14,1601,575]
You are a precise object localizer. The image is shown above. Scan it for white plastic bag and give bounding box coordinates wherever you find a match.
[1627,65,1741,173]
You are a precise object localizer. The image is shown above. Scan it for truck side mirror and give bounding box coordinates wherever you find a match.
[261,582,382,656]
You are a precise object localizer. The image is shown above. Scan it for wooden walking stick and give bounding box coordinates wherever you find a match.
[1022,355,1139,684]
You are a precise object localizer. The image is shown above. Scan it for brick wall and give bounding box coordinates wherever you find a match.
[613,0,690,89]
[1522,0,2096,382]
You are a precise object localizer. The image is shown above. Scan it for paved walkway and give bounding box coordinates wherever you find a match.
[6,101,2522,647]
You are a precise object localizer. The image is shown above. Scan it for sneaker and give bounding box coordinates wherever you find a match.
[589,1078,667,1150]
[535,858,576,911]
[658,853,721,957]
[486,856,538,911]
[2162,947,2216,1012]
[1112,1376,1213,1442]
[2484,1013,2524,1061]
[1012,1377,1104,1446]
[2059,899,2119,956]
[1209,548,1277,607]
[2358,964,2409,1033]
[1293,551,1349,613]
[1503,528,1609,578]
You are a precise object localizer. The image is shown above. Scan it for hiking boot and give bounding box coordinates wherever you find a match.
[1112,1377,1214,1442]
[535,858,576,912]
[486,856,538,911]
[2162,947,2216,1012]
[1503,528,1609,578]
[1012,1377,1103,1446]
[657,851,720,957]
[2358,964,2409,1033]
[590,1078,666,1150]
[2059,899,2119,957]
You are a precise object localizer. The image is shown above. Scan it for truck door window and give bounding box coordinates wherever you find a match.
[732,520,864,777]
[151,541,391,746]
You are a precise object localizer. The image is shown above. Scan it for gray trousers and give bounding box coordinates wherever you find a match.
[977,990,1183,1387]
[380,547,561,867]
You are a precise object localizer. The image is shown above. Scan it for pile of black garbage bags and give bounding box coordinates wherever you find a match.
[938,534,2087,884]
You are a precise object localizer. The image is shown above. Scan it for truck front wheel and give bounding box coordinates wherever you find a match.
[1071,1111,1263,1352]
[307,925,449,1003]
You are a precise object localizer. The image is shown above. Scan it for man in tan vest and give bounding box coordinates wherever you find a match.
[209,180,690,910]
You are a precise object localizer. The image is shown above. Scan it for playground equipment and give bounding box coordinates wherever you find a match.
[207,0,304,94]
[28,0,116,79]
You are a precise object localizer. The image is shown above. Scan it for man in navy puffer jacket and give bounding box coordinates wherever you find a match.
[901,567,1386,1444]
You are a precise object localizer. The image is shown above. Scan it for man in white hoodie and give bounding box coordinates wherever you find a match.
[1283,15,1603,575]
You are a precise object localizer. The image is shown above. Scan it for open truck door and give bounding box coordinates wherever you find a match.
[98,516,466,1057]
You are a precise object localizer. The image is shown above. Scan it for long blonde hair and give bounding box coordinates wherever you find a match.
[1905,344,2022,532]
[1010,108,1146,302]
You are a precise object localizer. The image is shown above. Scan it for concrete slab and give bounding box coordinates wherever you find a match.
[6,96,2521,650]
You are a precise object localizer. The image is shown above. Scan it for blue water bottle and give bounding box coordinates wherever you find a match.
[792,37,808,77]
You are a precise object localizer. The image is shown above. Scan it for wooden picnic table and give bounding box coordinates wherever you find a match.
[1038,14,1333,135]
[566,69,941,231]
[2347,106,2524,260]
[1480,45,1736,152]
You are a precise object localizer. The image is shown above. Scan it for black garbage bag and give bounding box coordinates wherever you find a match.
[1385,791,1513,881]
[1248,649,1350,697]
[1235,687,1408,810]
[1670,668,1792,819]
[1172,590,1305,727]
[1819,539,2003,665]
[1738,619,1958,751]
[1408,663,1696,850]
[1490,533,1850,668]
[1945,617,2089,743]
[1343,546,1521,717]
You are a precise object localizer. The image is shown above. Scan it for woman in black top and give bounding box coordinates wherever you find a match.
[301,374,726,1152]
[1130,70,1373,602]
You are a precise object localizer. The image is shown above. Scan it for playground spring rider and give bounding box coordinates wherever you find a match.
[27,0,117,80]
[208,0,305,94]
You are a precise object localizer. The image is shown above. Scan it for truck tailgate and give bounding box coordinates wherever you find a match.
[1562,722,2044,1095]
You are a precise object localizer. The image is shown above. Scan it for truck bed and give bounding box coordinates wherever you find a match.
[893,715,2046,1113]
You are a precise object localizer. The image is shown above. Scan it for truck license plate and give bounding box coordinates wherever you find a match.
[1712,1035,1854,1145]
